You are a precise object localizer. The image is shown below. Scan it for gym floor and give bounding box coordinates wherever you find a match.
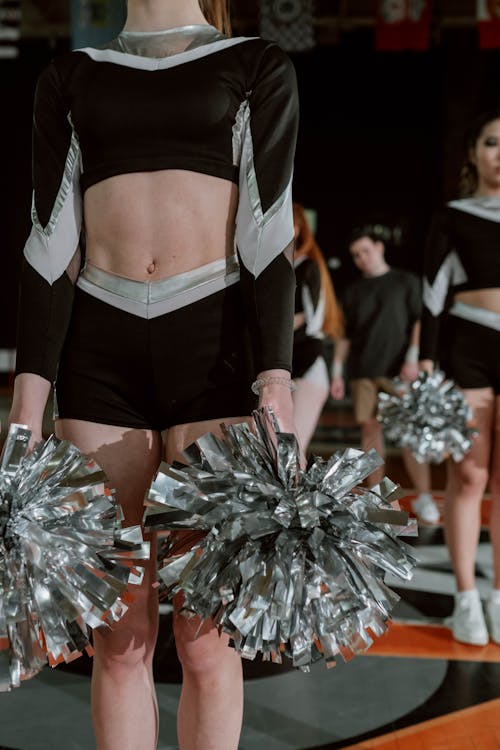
[0,396,498,750]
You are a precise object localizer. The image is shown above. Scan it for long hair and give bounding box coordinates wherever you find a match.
[459,106,500,197]
[198,0,231,35]
[293,203,344,341]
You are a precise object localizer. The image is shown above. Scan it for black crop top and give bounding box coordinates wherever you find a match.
[420,197,500,361]
[15,25,299,381]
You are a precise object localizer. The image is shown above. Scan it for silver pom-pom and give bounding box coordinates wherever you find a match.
[378,371,478,464]
[143,410,417,671]
[0,424,150,690]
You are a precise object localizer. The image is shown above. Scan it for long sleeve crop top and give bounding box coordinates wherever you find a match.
[15,25,299,382]
[420,197,500,362]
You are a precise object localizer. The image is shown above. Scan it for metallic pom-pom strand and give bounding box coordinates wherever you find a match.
[0,424,150,690]
[144,410,418,671]
[377,371,478,464]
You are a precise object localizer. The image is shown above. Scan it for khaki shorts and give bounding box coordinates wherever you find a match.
[349,377,398,424]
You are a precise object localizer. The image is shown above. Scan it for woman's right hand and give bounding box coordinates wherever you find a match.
[418,359,434,375]
[7,373,51,451]
[330,376,345,400]
[6,415,43,451]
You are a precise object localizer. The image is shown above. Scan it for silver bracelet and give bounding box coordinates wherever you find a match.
[251,376,296,395]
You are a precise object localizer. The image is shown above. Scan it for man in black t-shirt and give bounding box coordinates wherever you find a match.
[331,226,440,525]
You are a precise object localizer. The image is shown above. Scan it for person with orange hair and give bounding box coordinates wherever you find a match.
[292,203,344,452]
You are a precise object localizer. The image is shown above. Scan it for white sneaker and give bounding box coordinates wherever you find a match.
[446,590,489,646]
[411,493,440,525]
[485,593,500,645]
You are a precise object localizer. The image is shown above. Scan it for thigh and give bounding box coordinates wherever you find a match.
[163,415,252,557]
[447,387,495,486]
[56,419,163,642]
[165,415,252,465]
[349,378,377,424]
[56,419,162,526]
[293,377,329,450]
[488,395,500,488]
[377,376,399,396]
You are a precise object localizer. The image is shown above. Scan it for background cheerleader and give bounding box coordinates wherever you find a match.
[420,107,500,646]
[292,202,344,454]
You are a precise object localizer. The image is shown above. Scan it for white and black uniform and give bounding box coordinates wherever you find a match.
[421,197,500,392]
[15,25,299,429]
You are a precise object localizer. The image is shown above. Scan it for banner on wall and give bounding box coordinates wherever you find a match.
[477,0,500,48]
[259,0,315,52]
[375,0,432,51]
[71,0,125,50]
[0,0,21,59]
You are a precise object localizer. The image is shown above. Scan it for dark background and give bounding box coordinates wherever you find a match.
[292,27,500,290]
[2,8,500,346]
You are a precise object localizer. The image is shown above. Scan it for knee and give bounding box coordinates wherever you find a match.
[450,463,489,497]
[174,614,236,680]
[361,419,380,436]
[93,606,158,673]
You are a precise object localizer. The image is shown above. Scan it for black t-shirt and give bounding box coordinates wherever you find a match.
[342,268,421,379]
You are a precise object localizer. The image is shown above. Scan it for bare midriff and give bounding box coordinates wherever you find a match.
[455,288,500,315]
[83,170,238,281]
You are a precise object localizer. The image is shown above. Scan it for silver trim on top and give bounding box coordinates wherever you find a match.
[77,256,240,319]
[235,101,294,278]
[78,36,254,71]
[423,251,468,317]
[448,197,500,224]
[110,24,226,59]
[449,300,500,333]
[24,120,82,285]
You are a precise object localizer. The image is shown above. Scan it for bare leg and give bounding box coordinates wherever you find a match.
[401,448,439,524]
[166,416,248,750]
[401,448,431,494]
[360,418,385,486]
[292,377,329,455]
[56,419,162,750]
[487,396,500,589]
[444,388,494,591]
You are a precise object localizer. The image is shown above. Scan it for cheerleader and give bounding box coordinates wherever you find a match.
[292,202,344,452]
[8,1,299,747]
[420,108,500,646]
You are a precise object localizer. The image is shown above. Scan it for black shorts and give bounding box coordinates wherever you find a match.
[56,281,253,431]
[442,315,500,393]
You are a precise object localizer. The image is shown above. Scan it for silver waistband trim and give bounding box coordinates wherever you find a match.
[450,300,500,333]
[77,256,240,319]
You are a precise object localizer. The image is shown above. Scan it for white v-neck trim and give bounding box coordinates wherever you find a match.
[448,197,500,224]
[77,36,255,71]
